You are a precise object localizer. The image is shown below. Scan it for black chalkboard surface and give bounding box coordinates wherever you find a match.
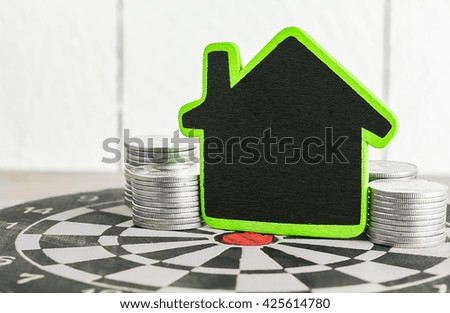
[179,27,398,238]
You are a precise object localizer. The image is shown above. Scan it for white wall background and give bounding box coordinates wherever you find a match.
[0,0,449,175]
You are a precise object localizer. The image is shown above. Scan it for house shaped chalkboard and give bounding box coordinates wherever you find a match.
[179,27,398,238]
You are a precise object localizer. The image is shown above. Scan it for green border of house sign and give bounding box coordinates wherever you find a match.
[179,26,398,238]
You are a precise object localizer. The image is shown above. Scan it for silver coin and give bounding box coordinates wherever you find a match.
[125,156,198,166]
[124,196,133,203]
[124,169,132,176]
[127,160,199,168]
[132,190,199,199]
[369,179,448,199]
[131,179,199,188]
[128,158,198,168]
[126,147,197,158]
[149,161,198,168]
[132,213,202,225]
[132,215,202,226]
[133,219,203,231]
[369,198,448,209]
[127,156,198,164]
[132,208,200,219]
[131,175,199,184]
[131,183,199,191]
[124,167,134,177]
[127,160,160,167]
[125,188,132,194]
[130,164,199,176]
[124,193,133,200]
[369,193,448,204]
[368,215,447,227]
[132,210,200,219]
[132,193,198,203]
[132,199,200,209]
[369,193,448,205]
[132,203,200,213]
[133,214,201,223]
[132,199,199,209]
[367,229,447,242]
[132,205,200,214]
[129,165,199,182]
[367,220,447,232]
[126,151,197,161]
[131,184,199,193]
[368,160,418,180]
[133,219,204,227]
[140,160,198,168]
[126,144,197,154]
[367,226,445,238]
[366,227,445,238]
[127,158,198,167]
[132,211,201,222]
[366,233,445,248]
[125,134,197,152]
[369,205,447,216]
[366,230,446,244]
[131,188,198,199]
[369,210,446,221]
[369,175,417,183]
[126,146,197,155]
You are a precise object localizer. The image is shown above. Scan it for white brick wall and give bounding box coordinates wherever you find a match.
[388,0,450,175]
[0,0,448,175]
[0,0,118,172]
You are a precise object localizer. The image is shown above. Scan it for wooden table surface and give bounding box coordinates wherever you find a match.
[0,172,449,293]
[0,172,124,209]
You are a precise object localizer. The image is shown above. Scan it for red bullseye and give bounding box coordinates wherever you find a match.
[221,232,273,246]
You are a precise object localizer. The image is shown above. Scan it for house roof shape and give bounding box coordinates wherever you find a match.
[179,26,398,147]
[178,27,399,238]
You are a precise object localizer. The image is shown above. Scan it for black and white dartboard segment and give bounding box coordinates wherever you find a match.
[0,189,449,292]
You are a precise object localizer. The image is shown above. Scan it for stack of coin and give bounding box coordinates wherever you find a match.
[368,179,448,248]
[128,163,203,230]
[369,160,418,182]
[123,134,198,206]
[123,163,134,205]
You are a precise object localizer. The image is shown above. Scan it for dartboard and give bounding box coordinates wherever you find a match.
[0,189,449,292]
